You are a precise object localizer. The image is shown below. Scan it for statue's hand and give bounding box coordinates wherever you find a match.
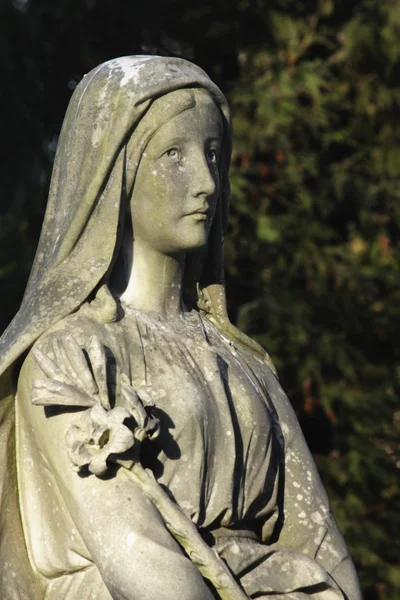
[32,333,110,409]
[120,379,160,443]
[31,334,159,475]
[32,334,246,599]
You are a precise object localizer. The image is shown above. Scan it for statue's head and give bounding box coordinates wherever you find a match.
[0,57,231,374]
[112,84,230,305]
[0,55,271,380]
[128,88,222,256]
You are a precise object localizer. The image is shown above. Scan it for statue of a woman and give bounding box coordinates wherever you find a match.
[0,56,362,600]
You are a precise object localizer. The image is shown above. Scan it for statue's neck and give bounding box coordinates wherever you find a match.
[119,236,186,318]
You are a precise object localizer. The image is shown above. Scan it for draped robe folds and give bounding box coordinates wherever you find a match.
[11,304,360,600]
[0,55,361,600]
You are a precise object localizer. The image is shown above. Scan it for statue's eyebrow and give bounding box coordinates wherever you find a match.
[160,136,187,146]
[150,137,187,156]
[207,135,222,144]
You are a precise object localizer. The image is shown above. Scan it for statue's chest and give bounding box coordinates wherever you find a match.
[108,315,273,460]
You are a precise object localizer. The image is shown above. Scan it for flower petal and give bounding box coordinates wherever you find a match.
[72,447,94,467]
[65,405,137,477]
[88,452,108,476]
[107,424,135,455]
[87,403,109,426]
[65,423,88,447]
[91,423,109,446]
[107,407,131,425]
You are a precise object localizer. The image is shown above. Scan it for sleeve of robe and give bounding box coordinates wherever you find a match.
[264,369,363,600]
[15,330,215,600]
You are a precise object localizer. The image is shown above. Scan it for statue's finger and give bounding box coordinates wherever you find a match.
[61,334,98,396]
[121,381,147,428]
[87,336,110,409]
[32,378,95,407]
[52,336,83,387]
[32,347,70,384]
[136,388,155,407]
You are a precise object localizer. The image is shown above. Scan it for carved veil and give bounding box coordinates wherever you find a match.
[0,56,234,380]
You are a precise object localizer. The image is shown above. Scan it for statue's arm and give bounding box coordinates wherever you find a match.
[273,388,362,600]
[17,350,215,600]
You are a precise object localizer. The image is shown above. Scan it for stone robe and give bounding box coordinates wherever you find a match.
[12,305,360,599]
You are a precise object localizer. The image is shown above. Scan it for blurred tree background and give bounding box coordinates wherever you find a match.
[1,0,399,597]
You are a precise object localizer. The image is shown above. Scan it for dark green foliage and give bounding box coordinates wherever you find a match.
[225,3,400,597]
[1,1,399,597]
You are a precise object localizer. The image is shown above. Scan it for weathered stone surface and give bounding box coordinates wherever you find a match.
[0,56,362,600]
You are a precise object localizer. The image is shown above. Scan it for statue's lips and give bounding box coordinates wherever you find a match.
[185,209,210,220]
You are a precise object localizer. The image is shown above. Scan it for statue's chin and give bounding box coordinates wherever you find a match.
[163,228,210,256]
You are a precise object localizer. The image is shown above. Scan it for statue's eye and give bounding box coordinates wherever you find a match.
[207,148,219,164]
[166,148,180,161]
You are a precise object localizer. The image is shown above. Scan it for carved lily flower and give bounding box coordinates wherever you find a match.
[65,404,134,476]
[33,337,247,599]
[120,381,160,442]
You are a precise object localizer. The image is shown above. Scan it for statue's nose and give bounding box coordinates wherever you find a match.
[190,154,217,198]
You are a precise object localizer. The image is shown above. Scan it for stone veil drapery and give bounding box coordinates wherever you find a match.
[0,55,362,600]
[0,56,264,599]
[0,55,249,382]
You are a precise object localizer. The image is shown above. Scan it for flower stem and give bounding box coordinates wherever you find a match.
[118,461,250,600]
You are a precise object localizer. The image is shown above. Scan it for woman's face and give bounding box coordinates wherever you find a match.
[130,90,223,256]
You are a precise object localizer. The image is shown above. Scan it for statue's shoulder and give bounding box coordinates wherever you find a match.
[21,306,128,389]
[34,283,126,351]
[31,312,107,356]
[20,304,143,397]
[32,284,122,353]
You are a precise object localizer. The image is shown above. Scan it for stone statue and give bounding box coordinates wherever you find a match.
[0,56,362,600]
